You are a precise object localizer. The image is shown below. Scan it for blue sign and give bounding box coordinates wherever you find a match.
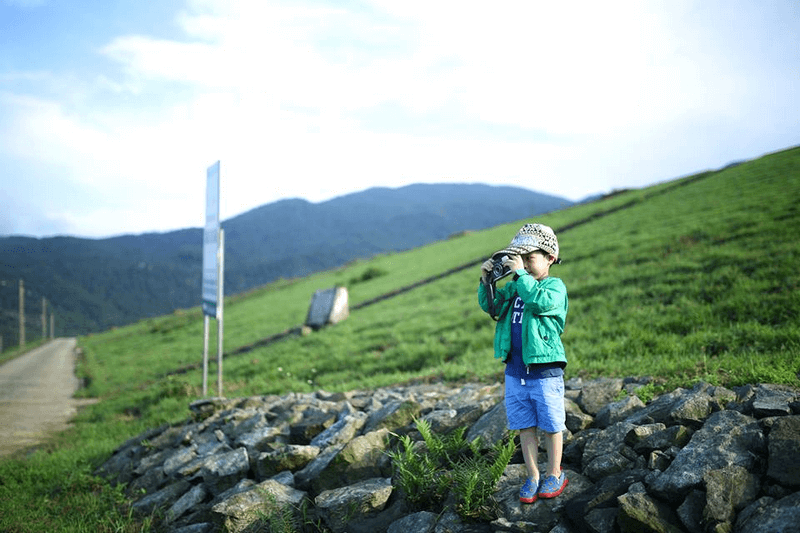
[202,161,220,317]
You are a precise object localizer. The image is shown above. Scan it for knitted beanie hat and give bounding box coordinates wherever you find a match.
[496,223,560,261]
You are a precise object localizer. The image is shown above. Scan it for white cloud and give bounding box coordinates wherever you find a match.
[1,0,798,237]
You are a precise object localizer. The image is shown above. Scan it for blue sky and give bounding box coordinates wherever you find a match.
[1,0,798,238]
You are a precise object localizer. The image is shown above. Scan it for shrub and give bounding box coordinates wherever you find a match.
[387,418,516,521]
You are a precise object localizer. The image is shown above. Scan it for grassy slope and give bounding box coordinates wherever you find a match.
[1,146,799,532]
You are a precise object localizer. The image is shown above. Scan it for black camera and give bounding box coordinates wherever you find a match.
[489,253,513,283]
[482,253,515,320]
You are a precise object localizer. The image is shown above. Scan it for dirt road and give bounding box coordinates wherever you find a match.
[0,338,86,457]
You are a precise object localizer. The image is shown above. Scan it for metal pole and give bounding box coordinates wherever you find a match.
[19,279,25,348]
[202,314,210,397]
[50,313,54,339]
[42,297,47,340]
[217,229,225,398]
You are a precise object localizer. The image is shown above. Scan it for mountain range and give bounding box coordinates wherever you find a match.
[0,183,572,340]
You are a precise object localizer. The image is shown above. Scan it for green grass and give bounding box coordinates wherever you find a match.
[1,146,799,531]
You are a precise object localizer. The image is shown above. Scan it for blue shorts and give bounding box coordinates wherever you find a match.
[505,374,566,433]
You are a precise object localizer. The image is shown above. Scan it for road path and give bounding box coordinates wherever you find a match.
[0,338,85,457]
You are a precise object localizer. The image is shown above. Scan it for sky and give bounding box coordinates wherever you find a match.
[1,0,798,239]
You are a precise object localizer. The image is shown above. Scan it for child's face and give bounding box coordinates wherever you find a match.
[522,250,555,280]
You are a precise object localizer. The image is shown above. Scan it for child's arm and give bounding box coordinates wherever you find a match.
[514,275,566,316]
[477,276,514,314]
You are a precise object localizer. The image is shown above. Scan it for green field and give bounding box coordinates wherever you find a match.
[1,146,799,531]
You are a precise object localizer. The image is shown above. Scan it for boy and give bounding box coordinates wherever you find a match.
[477,223,568,503]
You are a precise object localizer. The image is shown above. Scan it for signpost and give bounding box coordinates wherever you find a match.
[202,161,225,397]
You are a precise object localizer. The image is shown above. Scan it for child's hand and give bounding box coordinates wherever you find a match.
[480,259,494,281]
[505,254,524,272]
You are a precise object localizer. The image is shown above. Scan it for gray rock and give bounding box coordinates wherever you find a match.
[388,511,440,533]
[735,491,800,533]
[162,446,197,477]
[93,378,799,533]
[347,499,410,533]
[703,465,760,530]
[490,516,540,532]
[210,478,307,533]
[209,478,257,506]
[584,507,618,533]
[494,465,586,529]
[314,477,393,533]
[289,408,337,444]
[584,450,634,481]
[171,523,214,533]
[563,469,648,529]
[625,388,688,426]
[234,424,287,455]
[669,387,713,428]
[311,428,391,494]
[128,464,166,496]
[465,400,509,448]
[294,443,345,492]
[594,394,645,429]
[647,450,672,471]
[309,406,367,448]
[434,509,492,532]
[577,378,624,415]
[624,423,666,446]
[630,425,692,454]
[752,385,797,418]
[199,447,250,495]
[255,444,320,479]
[422,406,484,435]
[617,482,684,533]
[565,396,594,433]
[270,470,295,487]
[582,422,636,466]
[675,489,705,533]
[766,415,800,487]
[132,479,192,515]
[363,399,421,434]
[166,484,207,523]
[648,410,766,503]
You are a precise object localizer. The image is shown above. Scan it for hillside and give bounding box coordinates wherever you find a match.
[0,183,571,341]
[1,145,798,532]
[75,144,800,400]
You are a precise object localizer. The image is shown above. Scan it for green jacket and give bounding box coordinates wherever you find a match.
[478,270,568,367]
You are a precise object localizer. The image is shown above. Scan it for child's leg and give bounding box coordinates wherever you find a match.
[519,427,540,481]
[543,430,563,478]
[538,429,568,498]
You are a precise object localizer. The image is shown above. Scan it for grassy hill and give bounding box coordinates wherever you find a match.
[76,145,800,405]
[1,145,799,531]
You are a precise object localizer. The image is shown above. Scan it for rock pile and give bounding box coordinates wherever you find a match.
[96,378,800,533]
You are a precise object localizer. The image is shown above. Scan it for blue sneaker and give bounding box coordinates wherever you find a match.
[519,477,539,503]
[538,472,568,499]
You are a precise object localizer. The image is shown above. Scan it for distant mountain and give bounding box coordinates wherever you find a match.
[0,183,572,339]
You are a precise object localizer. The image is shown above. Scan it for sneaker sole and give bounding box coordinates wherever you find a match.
[538,477,568,499]
[519,495,538,504]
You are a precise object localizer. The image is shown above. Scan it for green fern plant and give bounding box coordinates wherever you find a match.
[386,432,450,510]
[388,417,516,520]
[452,438,516,520]
[415,417,480,465]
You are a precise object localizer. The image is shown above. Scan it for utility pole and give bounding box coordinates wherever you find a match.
[19,279,25,348]
[42,297,47,340]
[50,313,55,339]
